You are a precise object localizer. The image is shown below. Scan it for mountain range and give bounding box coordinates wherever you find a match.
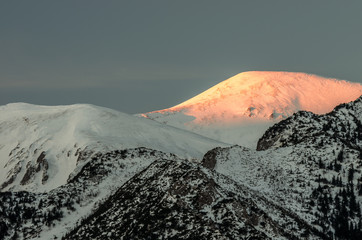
[1,71,362,239]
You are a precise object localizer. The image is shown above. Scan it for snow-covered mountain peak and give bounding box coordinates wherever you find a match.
[0,103,226,192]
[141,71,362,148]
[168,71,362,121]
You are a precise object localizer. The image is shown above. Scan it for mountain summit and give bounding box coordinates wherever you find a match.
[141,71,362,147]
[0,103,225,192]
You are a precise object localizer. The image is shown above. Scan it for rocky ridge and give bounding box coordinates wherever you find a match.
[206,96,362,239]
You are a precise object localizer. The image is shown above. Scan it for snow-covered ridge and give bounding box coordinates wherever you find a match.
[0,103,226,192]
[141,71,362,148]
[64,158,324,239]
[169,71,362,119]
[257,95,362,150]
[204,95,362,239]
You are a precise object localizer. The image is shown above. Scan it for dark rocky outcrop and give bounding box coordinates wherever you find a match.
[257,95,362,151]
[64,159,324,240]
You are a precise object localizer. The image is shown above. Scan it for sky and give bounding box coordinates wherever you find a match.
[1,0,362,113]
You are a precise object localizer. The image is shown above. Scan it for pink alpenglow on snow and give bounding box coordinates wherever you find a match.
[165,71,362,123]
[141,71,362,148]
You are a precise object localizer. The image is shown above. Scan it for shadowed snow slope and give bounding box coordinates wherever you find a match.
[204,96,362,239]
[0,103,226,192]
[141,71,362,148]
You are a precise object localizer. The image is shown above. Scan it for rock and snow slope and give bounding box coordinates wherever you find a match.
[1,147,326,240]
[0,103,226,192]
[1,72,362,239]
[64,158,325,240]
[204,96,362,239]
[0,148,181,239]
[141,71,362,148]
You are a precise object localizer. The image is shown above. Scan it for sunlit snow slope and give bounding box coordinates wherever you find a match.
[0,103,226,192]
[141,71,362,148]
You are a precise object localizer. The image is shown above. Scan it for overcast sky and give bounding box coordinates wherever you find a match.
[1,0,362,113]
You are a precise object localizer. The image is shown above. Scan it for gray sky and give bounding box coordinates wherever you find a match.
[1,0,362,113]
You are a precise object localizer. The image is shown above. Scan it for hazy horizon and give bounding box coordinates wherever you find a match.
[1,1,362,113]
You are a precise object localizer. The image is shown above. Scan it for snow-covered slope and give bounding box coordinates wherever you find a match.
[2,94,361,240]
[1,148,326,240]
[64,158,325,240]
[0,103,226,192]
[0,148,181,239]
[203,96,362,239]
[257,95,362,151]
[141,71,362,148]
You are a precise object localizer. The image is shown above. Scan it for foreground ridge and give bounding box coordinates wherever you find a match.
[206,95,362,239]
[64,159,325,239]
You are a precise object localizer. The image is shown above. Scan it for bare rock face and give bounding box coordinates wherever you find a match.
[201,147,222,170]
[20,152,49,186]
